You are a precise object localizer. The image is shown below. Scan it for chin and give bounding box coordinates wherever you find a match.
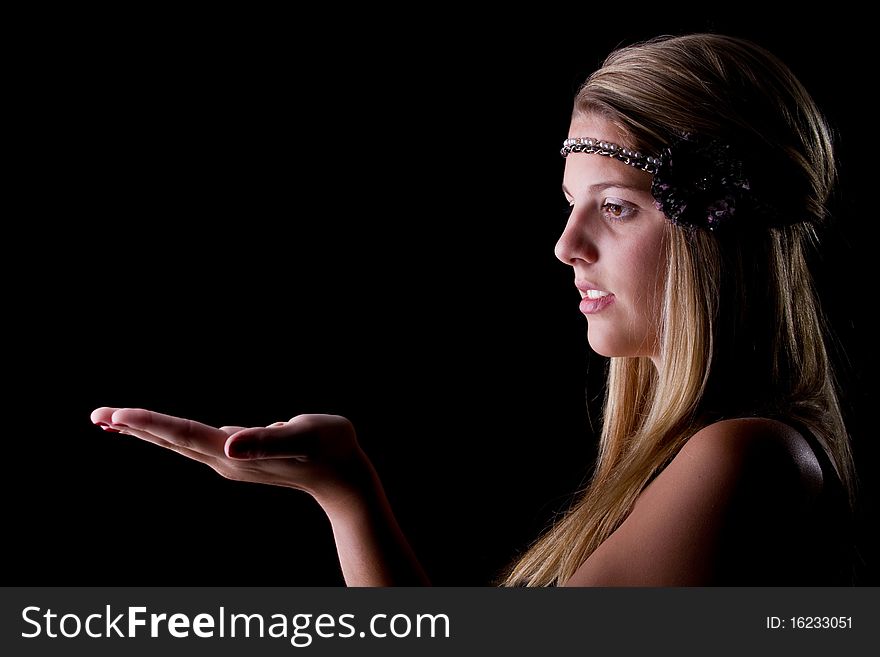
[586,335,624,358]
[587,330,659,361]
[586,328,644,359]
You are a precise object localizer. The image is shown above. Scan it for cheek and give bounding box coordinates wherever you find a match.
[623,230,667,311]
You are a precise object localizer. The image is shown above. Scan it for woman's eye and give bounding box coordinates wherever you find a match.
[601,198,637,222]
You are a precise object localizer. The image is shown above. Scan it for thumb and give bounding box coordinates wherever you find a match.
[224,424,319,460]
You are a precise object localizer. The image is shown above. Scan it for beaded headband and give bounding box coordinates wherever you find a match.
[561,134,780,231]
[561,138,661,174]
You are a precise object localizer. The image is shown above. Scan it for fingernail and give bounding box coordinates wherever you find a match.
[95,421,128,433]
[227,439,254,458]
[95,421,118,433]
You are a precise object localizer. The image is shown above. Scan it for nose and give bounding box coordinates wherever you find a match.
[554,210,598,266]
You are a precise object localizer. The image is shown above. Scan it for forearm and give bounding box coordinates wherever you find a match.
[315,455,431,587]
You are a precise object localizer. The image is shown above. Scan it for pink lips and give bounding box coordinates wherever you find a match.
[579,294,615,314]
[574,279,615,315]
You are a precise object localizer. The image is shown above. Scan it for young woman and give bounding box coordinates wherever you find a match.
[91,33,858,586]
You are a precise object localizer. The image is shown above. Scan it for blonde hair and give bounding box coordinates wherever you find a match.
[498,34,857,587]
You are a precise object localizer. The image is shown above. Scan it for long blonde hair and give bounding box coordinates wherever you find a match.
[498,34,857,587]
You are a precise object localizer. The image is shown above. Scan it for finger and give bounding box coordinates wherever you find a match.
[219,425,248,436]
[91,406,121,430]
[114,425,222,467]
[225,423,319,460]
[110,408,226,455]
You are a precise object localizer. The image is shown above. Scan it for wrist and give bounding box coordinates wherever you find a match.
[311,448,385,516]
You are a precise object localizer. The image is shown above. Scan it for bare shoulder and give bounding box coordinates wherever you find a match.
[561,417,824,586]
[682,417,824,500]
[652,417,825,525]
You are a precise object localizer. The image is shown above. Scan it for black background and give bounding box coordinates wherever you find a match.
[11,9,878,585]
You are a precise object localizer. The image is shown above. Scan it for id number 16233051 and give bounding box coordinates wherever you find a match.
[765,616,852,630]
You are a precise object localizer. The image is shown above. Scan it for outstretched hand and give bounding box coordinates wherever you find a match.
[90,407,372,505]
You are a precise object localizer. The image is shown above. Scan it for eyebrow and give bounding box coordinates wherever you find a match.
[562,181,649,197]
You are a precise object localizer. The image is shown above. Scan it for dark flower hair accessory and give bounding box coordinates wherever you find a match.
[650,134,754,231]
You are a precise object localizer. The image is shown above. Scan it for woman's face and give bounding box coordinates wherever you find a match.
[555,115,669,365]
